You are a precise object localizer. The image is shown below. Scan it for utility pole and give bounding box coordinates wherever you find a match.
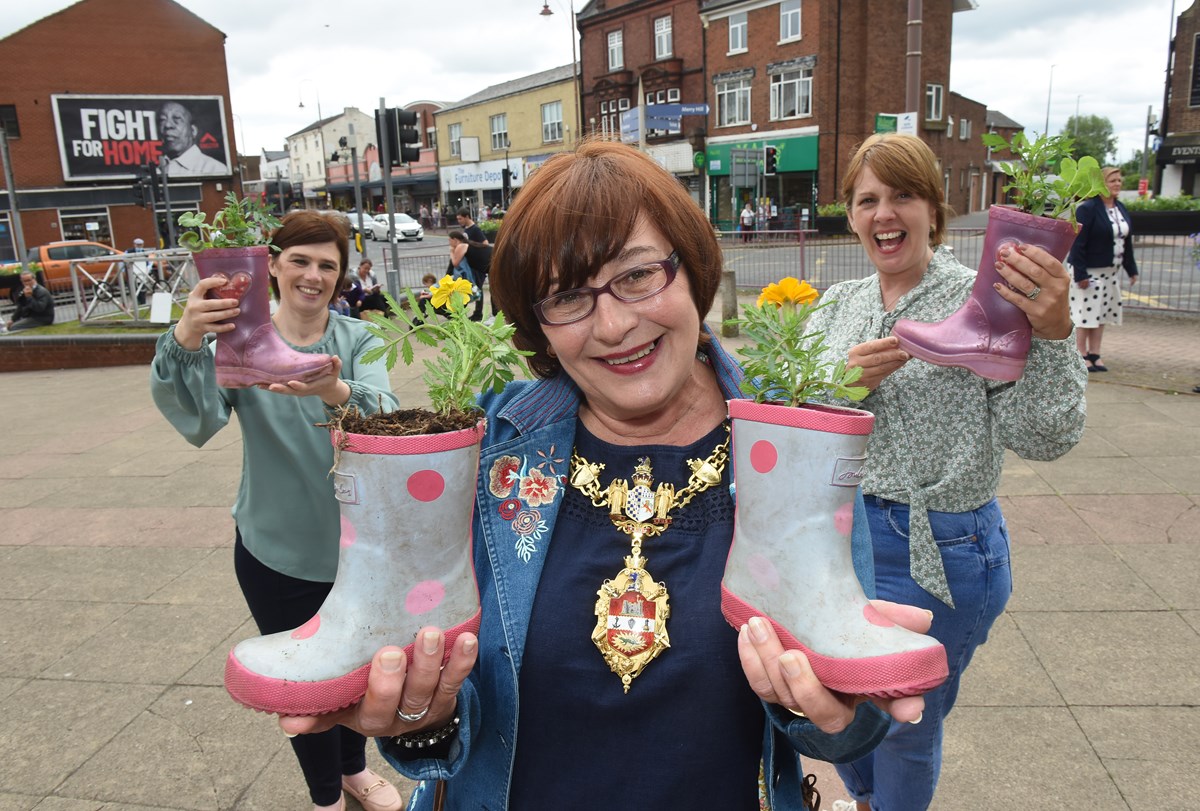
[378,98,400,298]
[0,128,27,264]
[345,123,368,260]
[158,156,177,248]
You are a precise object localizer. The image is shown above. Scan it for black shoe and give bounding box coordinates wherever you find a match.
[1084,353,1108,373]
[1193,385,1200,394]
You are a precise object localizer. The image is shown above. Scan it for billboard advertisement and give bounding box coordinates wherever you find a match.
[52,94,232,181]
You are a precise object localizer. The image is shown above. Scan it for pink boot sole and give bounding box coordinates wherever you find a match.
[723,589,948,698]
[891,335,1026,382]
[224,611,481,716]
[215,360,334,389]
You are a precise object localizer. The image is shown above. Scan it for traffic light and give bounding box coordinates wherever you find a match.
[763,145,778,177]
[132,164,157,208]
[376,108,422,167]
[502,167,512,206]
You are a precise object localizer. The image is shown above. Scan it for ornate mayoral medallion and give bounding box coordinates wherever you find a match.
[570,433,729,693]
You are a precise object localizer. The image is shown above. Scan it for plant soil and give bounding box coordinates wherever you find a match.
[333,406,481,437]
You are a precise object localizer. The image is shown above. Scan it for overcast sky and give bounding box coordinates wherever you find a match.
[0,0,1182,165]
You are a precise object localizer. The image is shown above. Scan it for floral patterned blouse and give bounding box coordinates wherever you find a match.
[806,245,1087,519]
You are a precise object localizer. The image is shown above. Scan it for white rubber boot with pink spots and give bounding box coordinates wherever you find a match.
[224,423,485,716]
[722,400,948,698]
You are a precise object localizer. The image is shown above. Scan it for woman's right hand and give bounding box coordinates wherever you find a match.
[278,628,478,740]
[174,276,241,351]
[1077,278,1090,290]
[847,337,909,391]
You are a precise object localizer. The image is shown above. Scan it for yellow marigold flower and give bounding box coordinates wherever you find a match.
[430,275,474,308]
[757,277,819,308]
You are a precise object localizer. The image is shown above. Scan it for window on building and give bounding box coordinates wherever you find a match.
[542,101,564,143]
[654,16,673,59]
[449,123,462,157]
[608,30,624,71]
[0,104,19,138]
[925,83,944,121]
[617,98,630,111]
[0,214,16,262]
[780,0,801,41]
[729,12,747,52]
[490,114,508,151]
[959,117,971,140]
[770,68,812,120]
[58,210,113,244]
[667,87,681,102]
[427,128,438,151]
[717,78,752,127]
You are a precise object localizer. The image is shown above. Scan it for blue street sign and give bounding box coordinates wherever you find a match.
[646,103,709,117]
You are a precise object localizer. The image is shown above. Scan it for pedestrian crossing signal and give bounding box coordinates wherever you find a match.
[764,145,778,177]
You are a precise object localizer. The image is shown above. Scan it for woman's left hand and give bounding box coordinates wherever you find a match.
[991,243,1073,341]
[261,355,351,407]
[738,600,930,733]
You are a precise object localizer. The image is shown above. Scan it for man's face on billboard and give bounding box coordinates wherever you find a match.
[158,102,196,157]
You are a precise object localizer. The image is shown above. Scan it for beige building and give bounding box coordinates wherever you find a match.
[435,64,580,213]
[285,106,375,207]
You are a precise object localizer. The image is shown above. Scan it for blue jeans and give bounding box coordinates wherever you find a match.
[835,496,1012,811]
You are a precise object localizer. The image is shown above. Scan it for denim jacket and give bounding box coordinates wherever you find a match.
[382,333,890,810]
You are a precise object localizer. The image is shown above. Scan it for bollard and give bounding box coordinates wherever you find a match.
[721,269,738,338]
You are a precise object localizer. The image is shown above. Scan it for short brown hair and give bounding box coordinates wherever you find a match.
[841,134,952,246]
[268,211,350,305]
[491,139,722,378]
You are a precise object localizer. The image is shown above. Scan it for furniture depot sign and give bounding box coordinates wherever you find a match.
[440,158,526,192]
[52,94,232,181]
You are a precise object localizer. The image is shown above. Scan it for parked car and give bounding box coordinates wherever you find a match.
[367,213,424,242]
[19,241,124,292]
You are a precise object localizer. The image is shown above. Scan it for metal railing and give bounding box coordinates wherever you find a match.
[715,228,1200,315]
[69,250,197,324]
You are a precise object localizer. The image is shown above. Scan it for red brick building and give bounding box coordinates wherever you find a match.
[1157,0,1200,196]
[0,0,238,260]
[578,0,710,204]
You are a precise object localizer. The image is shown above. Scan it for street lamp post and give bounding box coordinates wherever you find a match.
[299,81,326,207]
[1044,63,1056,136]
[540,1,582,143]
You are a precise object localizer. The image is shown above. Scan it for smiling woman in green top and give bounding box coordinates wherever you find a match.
[150,211,402,811]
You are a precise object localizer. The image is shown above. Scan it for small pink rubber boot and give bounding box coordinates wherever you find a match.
[192,246,333,388]
[891,206,1078,381]
[224,422,485,716]
[722,400,948,698]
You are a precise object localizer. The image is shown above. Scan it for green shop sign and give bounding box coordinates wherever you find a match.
[705,135,818,176]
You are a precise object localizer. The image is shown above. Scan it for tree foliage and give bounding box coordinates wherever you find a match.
[1060,115,1117,165]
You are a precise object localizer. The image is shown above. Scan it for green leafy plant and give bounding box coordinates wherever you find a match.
[0,260,42,277]
[1123,194,1200,212]
[177,192,283,251]
[361,278,532,416]
[816,202,847,217]
[726,277,867,407]
[981,131,1107,225]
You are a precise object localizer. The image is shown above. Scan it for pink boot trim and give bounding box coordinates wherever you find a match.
[223,610,482,716]
[722,587,948,698]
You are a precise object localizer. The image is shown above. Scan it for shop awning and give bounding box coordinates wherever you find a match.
[1156,133,1200,165]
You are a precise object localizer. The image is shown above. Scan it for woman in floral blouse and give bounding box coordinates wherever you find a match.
[808,134,1088,811]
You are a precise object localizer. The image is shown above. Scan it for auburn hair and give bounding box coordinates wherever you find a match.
[268,211,351,305]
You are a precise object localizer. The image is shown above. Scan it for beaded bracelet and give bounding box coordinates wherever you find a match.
[387,716,461,750]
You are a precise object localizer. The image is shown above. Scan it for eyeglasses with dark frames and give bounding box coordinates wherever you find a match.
[534,251,680,326]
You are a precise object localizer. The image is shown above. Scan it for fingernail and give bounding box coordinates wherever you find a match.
[925,609,934,621]
[282,727,298,738]
[909,712,924,725]
[463,636,477,655]
[380,650,404,673]
[748,617,769,644]
[999,246,1012,258]
[422,631,441,656]
[899,352,910,361]
[779,652,802,678]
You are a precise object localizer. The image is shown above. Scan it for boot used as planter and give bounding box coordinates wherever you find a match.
[192,246,334,388]
[722,399,948,699]
[224,417,485,716]
[890,205,1078,382]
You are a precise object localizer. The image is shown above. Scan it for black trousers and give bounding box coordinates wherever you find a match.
[234,533,367,805]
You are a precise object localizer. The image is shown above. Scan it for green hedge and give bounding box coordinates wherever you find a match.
[1123,194,1200,212]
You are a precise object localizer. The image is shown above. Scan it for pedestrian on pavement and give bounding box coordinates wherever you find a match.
[1067,166,1139,373]
[354,259,387,315]
[4,271,55,332]
[278,140,934,811]
[150,211,404,811]
[808,133,1088,811]
[740,201,755,242]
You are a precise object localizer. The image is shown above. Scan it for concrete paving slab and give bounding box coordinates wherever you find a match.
[1073,706,1200,764]
[38,602,251,685]
[1008,544,1166,612]
[20,507,235,549]
[0,477,72,509]
[0,601,131,678]
[1144,394,1200,427]
[1103,422,1200,457]
[953,614,1064,708]
[1112,544,1200,609]
[1080,400,1183,429]
[0,679,163,795]
[0,453,64,480]
[999,494,1104,545]
[1103,759,1200,811]
[0,509,49,545]
[147,548,243,607]
[1136,455,1200,495]
[0,678,25,703]
[1028,455,1177,495]
[1181,610,1200,634]
[935,706,1127,810]
[1065,494,1199,544]
[25,798,179,810]
[1060,428,1127,458]
[4,546,211,602]
[181,618,257,688]
[1016,611,1200,706]
[996,458,1057,496]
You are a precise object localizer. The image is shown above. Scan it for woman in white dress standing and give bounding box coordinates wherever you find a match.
[1067,166,1139,372]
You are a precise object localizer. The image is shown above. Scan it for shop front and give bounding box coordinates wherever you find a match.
[439,158,527,216]
[705,133,818,232]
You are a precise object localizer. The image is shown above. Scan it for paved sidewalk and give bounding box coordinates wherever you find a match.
[0,309,1197,810]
